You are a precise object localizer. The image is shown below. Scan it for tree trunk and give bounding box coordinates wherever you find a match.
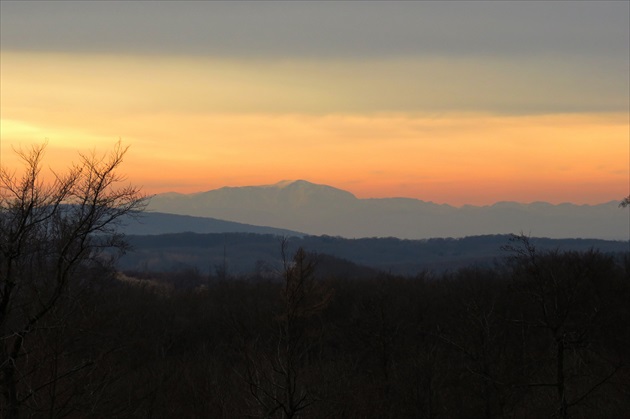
[1,353,20,419]
[556,337,568,418]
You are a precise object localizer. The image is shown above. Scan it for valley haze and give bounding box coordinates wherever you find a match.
[147,180,628,241]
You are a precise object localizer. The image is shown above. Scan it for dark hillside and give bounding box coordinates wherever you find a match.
[119,232,629,276]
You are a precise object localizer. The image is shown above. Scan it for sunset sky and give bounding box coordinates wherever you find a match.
[1,1,628,205]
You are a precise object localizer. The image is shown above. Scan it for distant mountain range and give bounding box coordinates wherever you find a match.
[119,211,303,236]
[145,180,629,240]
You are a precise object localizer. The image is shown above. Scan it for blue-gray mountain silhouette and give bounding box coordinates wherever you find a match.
[147,180,628,240]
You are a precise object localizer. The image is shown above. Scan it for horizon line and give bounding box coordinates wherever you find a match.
[150,179,625,208]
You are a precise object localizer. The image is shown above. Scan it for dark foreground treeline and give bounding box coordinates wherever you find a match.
[10,241,630,418]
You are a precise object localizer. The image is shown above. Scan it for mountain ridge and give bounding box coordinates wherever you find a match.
[154,180,620,209]
[119,211,304,237]
[147,180,628,240]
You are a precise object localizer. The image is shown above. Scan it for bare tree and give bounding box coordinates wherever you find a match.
[243,239,333,418]
[504,234,623,418]
[0,142,147,418]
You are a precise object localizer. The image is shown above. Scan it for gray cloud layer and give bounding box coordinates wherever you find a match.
[2,1,628,115]
[1,1,628,59]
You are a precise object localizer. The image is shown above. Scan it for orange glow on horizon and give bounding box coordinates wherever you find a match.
[1,52,628,206]
[2,112,627,206]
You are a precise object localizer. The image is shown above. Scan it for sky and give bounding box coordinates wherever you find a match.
[1,1,628,205]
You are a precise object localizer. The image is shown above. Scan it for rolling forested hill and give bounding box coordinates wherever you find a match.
[118,232,629,276]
